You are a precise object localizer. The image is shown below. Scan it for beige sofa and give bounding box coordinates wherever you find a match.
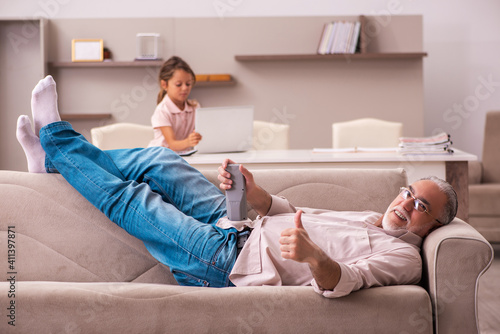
[0,168,493,333]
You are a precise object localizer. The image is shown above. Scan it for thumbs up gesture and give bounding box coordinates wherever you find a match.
[281,210,342,290]
[280,210,320,264]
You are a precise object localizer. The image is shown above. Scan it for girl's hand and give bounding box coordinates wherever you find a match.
[186,131,202,147]
[160,126,199,151]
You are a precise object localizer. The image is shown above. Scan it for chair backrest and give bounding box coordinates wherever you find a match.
[90,123,154,150]
[482,111,500,183]
[332,118,403,148]
[252,120,290,150]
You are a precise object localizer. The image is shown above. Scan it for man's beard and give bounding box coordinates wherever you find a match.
[381,205,411,231]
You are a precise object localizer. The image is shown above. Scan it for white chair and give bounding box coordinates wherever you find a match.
[332,118,403,148]
[252,120,290,150]
[90,123,154,150]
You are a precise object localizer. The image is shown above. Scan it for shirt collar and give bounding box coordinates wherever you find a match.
[382,228,423,248]
[366,213,423,248]
[162,94,194,114]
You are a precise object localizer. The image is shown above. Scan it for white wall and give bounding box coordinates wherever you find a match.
[2,0,500,159]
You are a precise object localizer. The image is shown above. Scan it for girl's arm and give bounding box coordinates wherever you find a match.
[160,126,201,151]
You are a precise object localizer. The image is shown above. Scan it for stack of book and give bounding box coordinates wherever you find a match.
[317,21,361,55]
[398,132,454,155]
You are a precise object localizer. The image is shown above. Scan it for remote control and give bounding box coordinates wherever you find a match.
[225,164,247,221]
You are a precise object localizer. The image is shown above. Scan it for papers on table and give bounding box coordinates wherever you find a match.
[312,147,398,153]
[398,132,454,155]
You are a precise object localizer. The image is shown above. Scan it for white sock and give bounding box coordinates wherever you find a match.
[16,115,46,173]
[31,75,61,136]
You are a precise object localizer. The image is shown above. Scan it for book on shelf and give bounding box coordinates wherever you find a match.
[349,22,361,54]
[317,22,333,55]
[398,132,454,155]
[317,20,361,55]
[328,22,347,54]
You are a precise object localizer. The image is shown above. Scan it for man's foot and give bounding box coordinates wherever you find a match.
[16,115,46,173]
[31,75,61,136]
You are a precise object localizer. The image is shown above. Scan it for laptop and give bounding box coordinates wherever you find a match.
[194,105,254,154]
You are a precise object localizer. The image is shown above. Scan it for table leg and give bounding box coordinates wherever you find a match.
[445,161,468,222]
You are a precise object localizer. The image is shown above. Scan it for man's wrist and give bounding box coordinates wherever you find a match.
[308,248,329,269]
[248,186,272,216]
[309,254,341,291]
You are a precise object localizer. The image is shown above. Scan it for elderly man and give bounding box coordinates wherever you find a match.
[16,76,457,298]
[218,161,457,297]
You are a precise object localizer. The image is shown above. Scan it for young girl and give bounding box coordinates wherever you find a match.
[148,56,202,152]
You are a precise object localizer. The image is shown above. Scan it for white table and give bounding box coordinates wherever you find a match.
[184,149,477,221]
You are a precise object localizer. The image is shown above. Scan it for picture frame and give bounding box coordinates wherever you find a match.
[71,39,103,62]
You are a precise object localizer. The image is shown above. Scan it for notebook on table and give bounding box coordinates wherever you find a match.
[194,105,254,154]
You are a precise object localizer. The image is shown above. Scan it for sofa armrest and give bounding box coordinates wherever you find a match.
[421,218,493,334]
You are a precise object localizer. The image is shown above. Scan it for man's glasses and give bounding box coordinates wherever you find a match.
[399,187,444,225]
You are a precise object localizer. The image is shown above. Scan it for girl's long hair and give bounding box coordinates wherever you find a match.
[157,56,197,106]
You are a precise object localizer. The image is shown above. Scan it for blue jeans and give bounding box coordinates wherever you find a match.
[39,121,238,287]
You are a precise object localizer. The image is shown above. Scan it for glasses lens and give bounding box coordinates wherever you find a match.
[401,188,427,213]
[414,200,427,213]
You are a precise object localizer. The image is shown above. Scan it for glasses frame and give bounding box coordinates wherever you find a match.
[399,187,444,225]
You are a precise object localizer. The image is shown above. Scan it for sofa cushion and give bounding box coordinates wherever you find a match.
[468,183,500,241]
[468,217,500,242]
[0,171,176,284]
[0,282,432,334]
[469,183,500,216]
[482,111,500,183]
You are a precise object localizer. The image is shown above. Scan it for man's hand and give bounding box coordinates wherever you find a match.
[280,210,321,264]
[280,210,341,291]
[218,159,243,191]
[217,159,272,217]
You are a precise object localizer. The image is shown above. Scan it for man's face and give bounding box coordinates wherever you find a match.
[382,180,448,238]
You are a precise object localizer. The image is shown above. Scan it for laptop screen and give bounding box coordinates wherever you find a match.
[194,105,254,154]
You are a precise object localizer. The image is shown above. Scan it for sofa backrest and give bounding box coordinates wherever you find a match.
[482,111,500,183]
[202,168,408,219]
[0,168,407,284]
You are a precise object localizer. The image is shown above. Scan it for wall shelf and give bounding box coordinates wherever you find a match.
[235,52,427,62]
[49,61,236,87]
[49,60,164,68]
[194,79,236,87]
